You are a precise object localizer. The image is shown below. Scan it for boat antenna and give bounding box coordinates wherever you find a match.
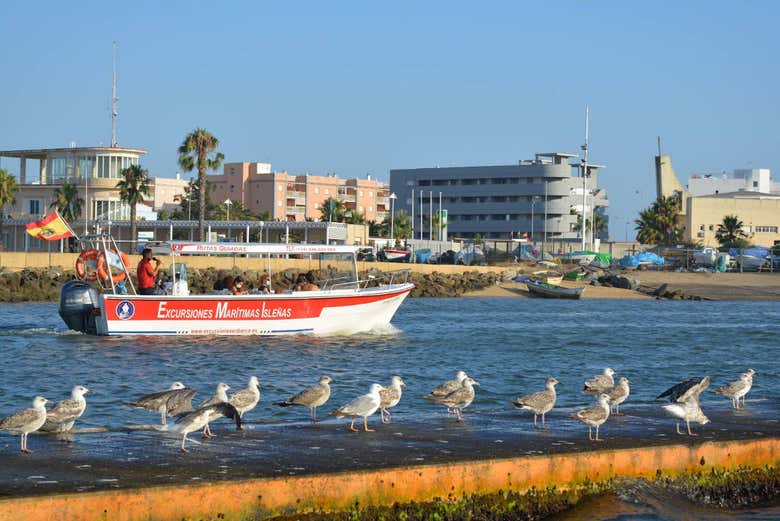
[111,41,119,147]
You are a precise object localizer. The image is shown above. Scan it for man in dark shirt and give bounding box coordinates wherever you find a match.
[137,248,161,295]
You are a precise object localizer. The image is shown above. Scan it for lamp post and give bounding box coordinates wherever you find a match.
[224,198,232,221]
[530,196,540,243]
[389,193,397,242]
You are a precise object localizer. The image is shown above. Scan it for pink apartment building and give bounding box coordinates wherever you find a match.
[209,162,391,222]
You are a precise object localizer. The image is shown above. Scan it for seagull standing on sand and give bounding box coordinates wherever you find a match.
[0,396,48,453]
[174,402,241,452]
[123,382,196,426]
[197,383,231,438]
[229,376,261,427]
[659,376,710,436]
[583,368,615,393]
[275,376,332,423]
[606,377,630,415]
[330,383,382,432]
[40,385,91,434]
[714,369,756,409]
[379,376,406,424]
[512,378,558,428]
[569,394,610,441]
[431,377,479,421]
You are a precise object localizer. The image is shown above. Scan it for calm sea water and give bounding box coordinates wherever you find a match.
[1,298,779,518]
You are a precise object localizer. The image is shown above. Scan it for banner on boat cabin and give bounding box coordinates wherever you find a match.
[25,210,77,241]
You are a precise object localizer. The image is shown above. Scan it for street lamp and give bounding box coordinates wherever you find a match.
[224,198,232,221]
[530,196,540,243]
[389,193,397,241]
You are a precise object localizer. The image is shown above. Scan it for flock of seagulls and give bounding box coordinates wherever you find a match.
[0,367,758,453]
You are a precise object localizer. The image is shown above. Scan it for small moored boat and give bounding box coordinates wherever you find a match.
[532,270,564,284]
[526,280,584,300]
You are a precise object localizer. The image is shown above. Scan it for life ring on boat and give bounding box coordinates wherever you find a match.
[75,249,100,282]
[96,249,130,284]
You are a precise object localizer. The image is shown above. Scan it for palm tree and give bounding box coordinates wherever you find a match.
[344,211,366,225]
[177,129,225,241]
[379,209,412,240]
[50,182,83,222]
[116,164,151,252]
[318,197,346,222]
[715,214,749,249]
[0,168,19,251]
[634,196,683,246]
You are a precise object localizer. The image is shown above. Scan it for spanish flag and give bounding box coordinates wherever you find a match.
[25,210,77,241]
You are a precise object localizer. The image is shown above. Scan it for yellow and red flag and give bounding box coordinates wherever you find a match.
[25,210,77,241]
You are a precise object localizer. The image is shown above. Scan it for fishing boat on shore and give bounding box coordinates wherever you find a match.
[525,280,584,299]
[378,248,412,262]
[59,236,414,337]
[531,270,564,284]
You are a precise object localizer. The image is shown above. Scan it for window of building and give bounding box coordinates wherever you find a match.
[314,187,319,194]
[359,191,363,196]
[278,201,282,207]
[755,226,778,233]
[418,180,431,186]
[26,199,42,215]
[461,179,477,185]
[79,156,95,179]
[432,180,448,186]
[93,200,130,221]
[325,189,329,195]
[358,205,363,212]
[278,185,283,191]
[369,191,373,197]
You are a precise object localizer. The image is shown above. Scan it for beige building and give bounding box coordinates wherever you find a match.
[656,153,780,246]
[209,162,391,223]
[687,192,780,246]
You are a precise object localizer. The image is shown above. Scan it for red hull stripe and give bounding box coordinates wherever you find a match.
[104,289,411,322]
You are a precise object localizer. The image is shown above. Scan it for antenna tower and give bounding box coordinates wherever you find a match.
[111,42,119,147]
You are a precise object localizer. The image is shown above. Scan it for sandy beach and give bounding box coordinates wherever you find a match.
[465,270,780,300]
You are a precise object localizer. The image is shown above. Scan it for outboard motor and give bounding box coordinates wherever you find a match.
[58,280,101,335]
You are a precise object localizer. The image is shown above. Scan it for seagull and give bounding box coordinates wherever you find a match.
[425,371,468,399]
[656,376,706,402]
[123,382,196,426]
[330,383,382,432]
[197,383,231,437]
[174,402,241,452]
[660,376,710,435]
[430,377,479,421]
[569,394,611,441]
[228,376,261,427]
[275,376,332,423]
[379,376,406,424]
[512,377,558,428]
[0,396,48,453]
[606,377,630,415]
[40,385,91,434]
[583,368,615,393]
[713,369,756,409]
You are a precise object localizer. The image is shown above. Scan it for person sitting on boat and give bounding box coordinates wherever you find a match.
[217,275,248,295]
[293,273,307,291]
[230,276,248,295]
[301,271,320,291]
[137,248,162,295]
[260,273,274,294]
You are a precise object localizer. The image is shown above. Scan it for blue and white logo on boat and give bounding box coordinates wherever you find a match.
[116,300,135,320]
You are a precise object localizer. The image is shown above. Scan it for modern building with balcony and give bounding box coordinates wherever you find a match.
[0,146,188,250]
[389,153,608,240]
[209,162,390,223]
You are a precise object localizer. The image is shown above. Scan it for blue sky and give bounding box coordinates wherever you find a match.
[2,1,778,239]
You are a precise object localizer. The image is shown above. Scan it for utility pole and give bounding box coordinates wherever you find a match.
[111,42,119,148]
[580,105,589,251]
[438,192,442,241]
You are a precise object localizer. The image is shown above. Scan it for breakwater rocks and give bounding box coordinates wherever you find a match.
[0,267,508,302]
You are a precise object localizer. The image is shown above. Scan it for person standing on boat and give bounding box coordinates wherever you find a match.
[137,248,162,295]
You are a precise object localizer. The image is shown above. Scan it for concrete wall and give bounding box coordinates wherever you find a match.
[1,438,777,521]
[655,155,688,214]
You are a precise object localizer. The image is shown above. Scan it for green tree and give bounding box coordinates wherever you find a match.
[177,128,225,241]
[715,214,750,249]
[171,179,218,221]
[50,182,83,222]
[368,220,386,237]
[344,210,366,225]
[634,196,684,246]
[116,164,151,252]
[0,168,19,251]
[380,209,412,240]
[214,199,259,221]
[318,197,346,222]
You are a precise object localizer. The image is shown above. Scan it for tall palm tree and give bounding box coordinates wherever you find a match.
[116,164,151,252]
[344,210,366,225]
[177,129,224,241]
[0,168,19,251]
[715,214,749,249]
[634,196,683,246]
[634,208,662,244]
[50,182,83,222]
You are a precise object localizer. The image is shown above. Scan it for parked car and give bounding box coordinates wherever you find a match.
[357,247,376,262]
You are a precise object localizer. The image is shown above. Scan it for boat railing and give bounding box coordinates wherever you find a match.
[324,269,411,291]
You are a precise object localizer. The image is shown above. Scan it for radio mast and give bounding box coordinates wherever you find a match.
[111,42,119,147]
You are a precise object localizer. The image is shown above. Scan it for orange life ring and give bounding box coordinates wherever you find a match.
[75,249,99,282]
[97,249,130,284]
